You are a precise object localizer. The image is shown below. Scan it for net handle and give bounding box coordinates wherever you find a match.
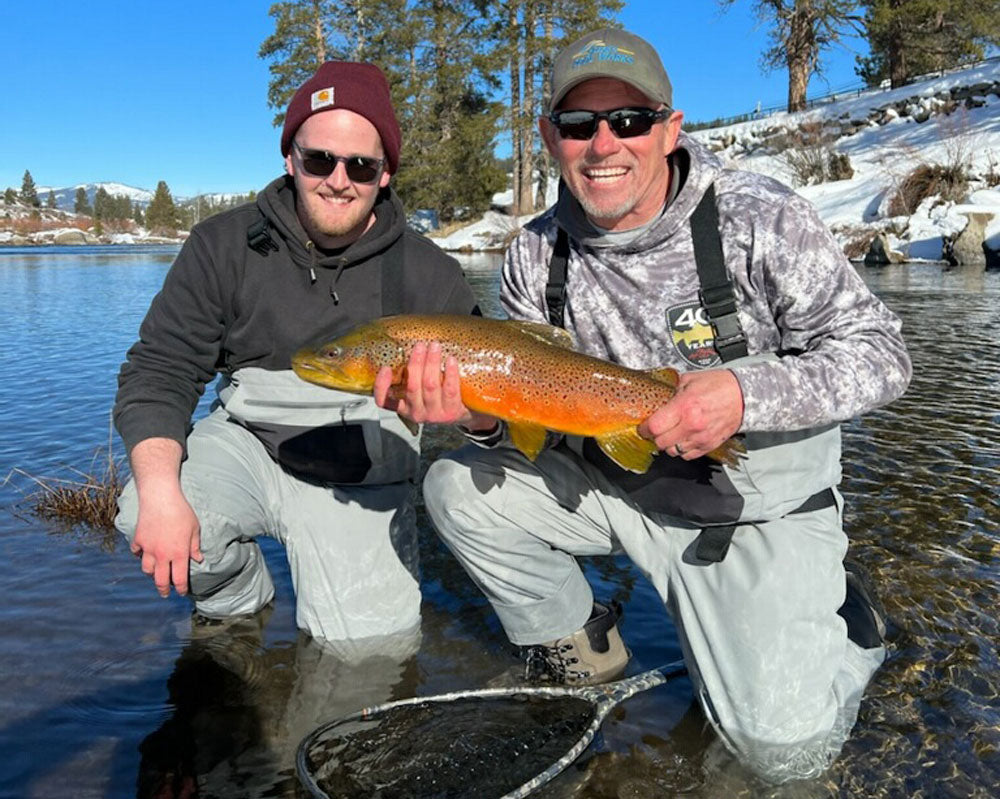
[296,660,687,799]
[500,660,688,799]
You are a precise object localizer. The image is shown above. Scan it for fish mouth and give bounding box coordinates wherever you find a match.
[291,351,365,391]
[292,352,338,383]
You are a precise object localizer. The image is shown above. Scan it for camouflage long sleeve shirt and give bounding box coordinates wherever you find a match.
[501,134,911,432]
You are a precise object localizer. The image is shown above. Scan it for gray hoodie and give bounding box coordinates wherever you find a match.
[502,133,911,433]
[498,133,911,522]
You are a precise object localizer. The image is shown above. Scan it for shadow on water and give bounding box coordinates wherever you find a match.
[1,252,998,797]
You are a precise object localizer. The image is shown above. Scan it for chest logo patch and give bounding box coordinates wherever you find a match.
[667,302,721,368]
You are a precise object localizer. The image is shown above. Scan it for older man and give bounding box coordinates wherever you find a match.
[384,28,911,782]
[115,61,478,645]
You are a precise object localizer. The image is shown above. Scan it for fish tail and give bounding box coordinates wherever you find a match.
[708,436,748,468]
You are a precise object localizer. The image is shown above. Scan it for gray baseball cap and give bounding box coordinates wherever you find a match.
[549,28,672,113]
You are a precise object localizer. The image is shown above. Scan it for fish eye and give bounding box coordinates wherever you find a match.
[322,346,342,358]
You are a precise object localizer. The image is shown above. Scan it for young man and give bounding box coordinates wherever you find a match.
[381,29,911,782]
[114,61,478,645]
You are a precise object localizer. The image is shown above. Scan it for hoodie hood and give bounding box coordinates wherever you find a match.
[554,132,724,253]
[255,175,406,271]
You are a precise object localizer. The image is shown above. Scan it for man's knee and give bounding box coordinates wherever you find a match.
[699,686,850,783]
[422,447,489,531]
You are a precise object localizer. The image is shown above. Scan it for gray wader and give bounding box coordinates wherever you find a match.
[116,367,424,645]
[424,432,885,782]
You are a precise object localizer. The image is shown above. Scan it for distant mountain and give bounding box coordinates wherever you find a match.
[34,182,251,212]
[36,182,154,212]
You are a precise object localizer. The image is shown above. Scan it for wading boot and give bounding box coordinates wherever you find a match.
[837,560,888,649]
[522,601,630,686]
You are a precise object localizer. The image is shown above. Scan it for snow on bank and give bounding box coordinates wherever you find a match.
[434,59,1000,262]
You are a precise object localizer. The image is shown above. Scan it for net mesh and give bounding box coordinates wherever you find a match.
[302,693,597,798]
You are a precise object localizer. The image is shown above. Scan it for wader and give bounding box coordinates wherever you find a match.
[423,186,885,782]
[116,368,424,645]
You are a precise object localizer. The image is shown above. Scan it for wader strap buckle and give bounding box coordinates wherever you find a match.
[690,184,748,362]
[247,215,279,256]
[695,487,837,563]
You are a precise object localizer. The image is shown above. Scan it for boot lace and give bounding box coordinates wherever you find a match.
[522,642,586,684]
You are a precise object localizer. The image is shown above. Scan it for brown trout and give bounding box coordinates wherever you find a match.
[292,314,745,473]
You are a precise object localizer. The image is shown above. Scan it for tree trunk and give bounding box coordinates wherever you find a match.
[536,3,554,210]
[353,0,366,59]
[312,0,327,62]
[887,0,908,87]
[508,2,522,216]
[785,0,815,112]
[518,0,537,215]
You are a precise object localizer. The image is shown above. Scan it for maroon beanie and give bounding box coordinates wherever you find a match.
[280,61,402,174]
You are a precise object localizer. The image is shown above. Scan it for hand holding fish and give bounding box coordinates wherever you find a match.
[373,340,498,432]
[637,369,745,460]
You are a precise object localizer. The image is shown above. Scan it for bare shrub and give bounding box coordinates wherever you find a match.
[781,122,853,186]
[888,163,970,216]
[985,153,1000,187]
[827,152,854,181]
[11,216,90,235]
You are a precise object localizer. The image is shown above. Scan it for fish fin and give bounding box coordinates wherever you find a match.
[507,421,549,461]
[645,367,680,390]
[595,429,659,474]
[397,413,420,437]
[505,320,575,350]
[708,436,747,468]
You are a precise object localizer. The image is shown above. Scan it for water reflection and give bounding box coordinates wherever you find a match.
[0,252,998,798]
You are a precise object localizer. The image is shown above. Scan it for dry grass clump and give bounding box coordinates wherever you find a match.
[888,163,969,216]
[4,444,127,550]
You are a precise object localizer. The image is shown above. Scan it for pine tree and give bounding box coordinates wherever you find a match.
[20,170,40,207]
[93,187,111,220]
[4,187,17,204]
[46,190,57,209]
[133,202,144,226]
[721,1,865,112]
[74,187,93,216]
[145,181,179,233]
[489,0,623,215]
[856,0,1000,88]
[259,1,335,127]
[391,0,506,221]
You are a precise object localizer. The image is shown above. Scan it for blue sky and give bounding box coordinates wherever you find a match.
[3,1,869,198]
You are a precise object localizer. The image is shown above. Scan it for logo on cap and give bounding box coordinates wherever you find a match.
[311,87,335,111]
[571,40,635,69]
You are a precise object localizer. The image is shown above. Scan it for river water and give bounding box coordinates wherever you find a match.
[0,246,997,798]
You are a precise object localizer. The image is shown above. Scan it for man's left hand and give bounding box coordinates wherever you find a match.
[637,369,744,460]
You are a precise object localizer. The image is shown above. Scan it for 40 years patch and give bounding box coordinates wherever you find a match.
[666,302,721,368]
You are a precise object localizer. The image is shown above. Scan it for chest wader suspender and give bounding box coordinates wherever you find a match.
[546,185,834,562]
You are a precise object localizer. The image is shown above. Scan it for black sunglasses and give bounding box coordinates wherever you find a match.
[548,107,670,140]
[293,142,385,183]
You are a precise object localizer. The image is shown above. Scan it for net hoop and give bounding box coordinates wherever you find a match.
[296,661,686,799]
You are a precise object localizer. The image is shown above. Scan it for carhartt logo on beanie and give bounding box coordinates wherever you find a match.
[280,61,402,174]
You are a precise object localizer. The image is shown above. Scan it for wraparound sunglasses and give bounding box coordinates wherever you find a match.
[548,107,670,140]
[293,141,385,183]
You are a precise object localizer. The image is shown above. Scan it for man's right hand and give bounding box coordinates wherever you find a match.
[128,438,204,598]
